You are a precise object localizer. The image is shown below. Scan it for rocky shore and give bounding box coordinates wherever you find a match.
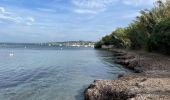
[84,49,170,100]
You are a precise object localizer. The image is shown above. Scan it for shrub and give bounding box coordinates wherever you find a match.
[148,17,170,54]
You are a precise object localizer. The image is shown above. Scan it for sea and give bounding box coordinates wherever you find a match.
[0,44,130,100]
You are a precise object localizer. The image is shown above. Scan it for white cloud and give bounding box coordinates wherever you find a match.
[74,9,103,14]
[27,17,35,22]
[72,0,115,9]
[121,0,156,7]
[0,7,18,23]
[72,0,117,14]
[0,7,5,13]
[71,0,156,14]
[0,15,18,23]
[25,17,35,25]
[0,6,35,25]
[37,8,56,13]
[0,7,12,15]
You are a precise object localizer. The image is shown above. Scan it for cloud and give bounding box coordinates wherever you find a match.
[25,17,35,25]
[72,0,117,14]
[0,7,18,23]
[74,9,103,14]
[37,8,56,13]
[121,0,156,7]
[27,17,35,22]
[0,7,5,13]
[0,6,35,25]
[0,7,12,15]
[71,0,156,14]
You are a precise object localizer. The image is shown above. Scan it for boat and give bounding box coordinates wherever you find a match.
[9,53,14,56]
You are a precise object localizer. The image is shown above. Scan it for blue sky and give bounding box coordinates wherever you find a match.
[0,0,156,43]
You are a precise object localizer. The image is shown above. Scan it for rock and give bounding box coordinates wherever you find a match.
[114,53,127,56]
[115,58,138,70]
[118,74,125,78]
[111,49,125,53]
[113,50,138,70]
[114,59,130,66]
[84,49,170,100]
[134,66,143,73]
[116,55,135,60]
[127,59,138,70]
[84,76,170,100]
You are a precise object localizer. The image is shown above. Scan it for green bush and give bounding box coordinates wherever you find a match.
[94,27,129,49]
[148,18,170,54]
[94,41,103,48]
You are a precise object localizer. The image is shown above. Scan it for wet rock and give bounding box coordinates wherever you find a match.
[114,53,127,56]
[118,74,125,78]
[127,59,138,70]
[116,55,135,60]
[114,59,130,66]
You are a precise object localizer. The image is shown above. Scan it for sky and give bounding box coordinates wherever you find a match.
[0,0,157,43]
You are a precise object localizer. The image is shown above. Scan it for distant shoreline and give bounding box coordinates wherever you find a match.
[0,41,95,48]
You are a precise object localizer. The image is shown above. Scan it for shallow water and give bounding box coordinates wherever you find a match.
[0,46,130,100]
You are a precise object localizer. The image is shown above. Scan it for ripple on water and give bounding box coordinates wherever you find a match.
[0,48,131,100]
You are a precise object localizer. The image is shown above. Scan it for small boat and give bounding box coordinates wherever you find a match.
[48,44,51,47]
[9,53,14,56]
[59,44,62,46]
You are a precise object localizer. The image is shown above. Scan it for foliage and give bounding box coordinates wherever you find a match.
[95,27,130,49]
[94,41,103,48]
[95,0,170,54]
[148,17,170,54]
[125,0,170,49]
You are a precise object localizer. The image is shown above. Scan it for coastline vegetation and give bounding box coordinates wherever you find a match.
[95,0,170,54]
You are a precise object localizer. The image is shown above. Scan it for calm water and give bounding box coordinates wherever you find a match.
[0,45,130,100]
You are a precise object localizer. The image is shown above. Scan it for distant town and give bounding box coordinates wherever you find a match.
[48,41,95,48]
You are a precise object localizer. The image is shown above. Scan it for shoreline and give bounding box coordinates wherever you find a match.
[84,49,170,100]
